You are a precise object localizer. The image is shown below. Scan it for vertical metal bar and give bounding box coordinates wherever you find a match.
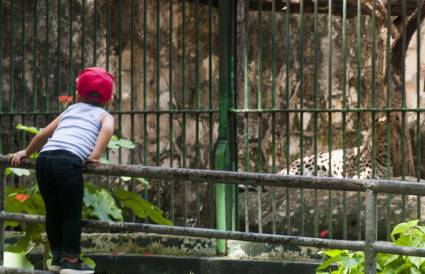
[9,0,15,113]
[9,1,15,153]
[105,0,110,71]
[216,0,237,254]
[401,0,407,221]
[371,0,377,179]
[416,0,422,219]
[208,0,214,228]
[33,0,39,126]
[117,0,123,191]
[169,0,175,225]
[44,0,50,113]
[130,0,136,219]
[385,0,393,240]
[56,0,62,109]
[181,0,188,226]
[20,0,26,113]
[364,189,377,274]
[355,0,362,240]
[327,0,333,239]
[243,0,250,233]
[156,0,161,167]
[341,0,348,240]
[271,0,277,235]
[312,0,319,239]
[68,0,74,98]
[298,0,305,236]
[143,0,148,200]
[0,165,5,266]
[154,0,160,211]
[256,0,263,234]
[81,0,86,68]
[195,0,201,225]
[284,0,291,235]
[92,0,97,66]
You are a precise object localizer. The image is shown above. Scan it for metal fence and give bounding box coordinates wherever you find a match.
[1,0,425,258]
[3,156,425,273]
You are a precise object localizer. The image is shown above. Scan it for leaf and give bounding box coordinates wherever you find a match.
[341,256,361,269]
[16,124,40,134]
[6,168,31,177]
[108,135,135,149]
[107,135,119,149]
[316,253,341,271]
[5,235,31,253]
[408,257,425,270]
[81,254,96,269]
[320,249,344,258]
[115,139,136,149]
[4,252,34,270]
[391,220,419,241]
[113,189,173,226]
[83,183,123,221]
[410,267,422,274]
[378,254,400,267]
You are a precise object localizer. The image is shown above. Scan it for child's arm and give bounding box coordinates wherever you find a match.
[87,113,115,163]
[10,115,62,166]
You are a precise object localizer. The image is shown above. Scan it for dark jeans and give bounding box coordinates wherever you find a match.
[36,150,84,258]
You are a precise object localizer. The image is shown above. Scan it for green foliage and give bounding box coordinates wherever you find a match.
[113,189,173,226]
[317,220,425,274]
[16,124,41,134]
[6,167,31,177]
[81,253,96,269]
[107,135,136,149]
[83,183,123,222]
[4,252,34,270]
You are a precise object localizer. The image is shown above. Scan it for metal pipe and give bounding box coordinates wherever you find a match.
[364,190,377,274]
[4,212,425,259]
[0,212,365,251]
[2,155,425,195]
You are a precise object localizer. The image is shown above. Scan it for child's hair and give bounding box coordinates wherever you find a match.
[76,67,114,106]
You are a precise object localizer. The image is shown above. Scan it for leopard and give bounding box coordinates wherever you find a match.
[277,118,393,179]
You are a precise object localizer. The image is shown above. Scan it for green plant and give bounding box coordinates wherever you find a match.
[317,220,425,274]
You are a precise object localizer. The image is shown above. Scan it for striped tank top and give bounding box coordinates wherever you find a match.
[41,102,107,160]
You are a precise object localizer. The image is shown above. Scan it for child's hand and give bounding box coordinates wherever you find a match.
[86,156,100,164]
[10,150,29,166]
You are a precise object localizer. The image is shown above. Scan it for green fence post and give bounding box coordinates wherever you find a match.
[215,0,237,255]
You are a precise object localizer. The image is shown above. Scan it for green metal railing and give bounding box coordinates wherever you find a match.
[0,0,424,257]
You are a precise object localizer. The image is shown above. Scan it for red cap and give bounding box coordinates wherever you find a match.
[76,67,114,103]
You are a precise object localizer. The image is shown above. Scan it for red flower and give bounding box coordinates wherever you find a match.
[15,194,30,202]
[58,95,73,108]
[319,230,329,238]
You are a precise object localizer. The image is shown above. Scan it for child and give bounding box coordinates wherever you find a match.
[11,67,115,274]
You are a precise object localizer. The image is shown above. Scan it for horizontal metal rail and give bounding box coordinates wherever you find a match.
[0,155,424,195]
[2,212,425,258]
